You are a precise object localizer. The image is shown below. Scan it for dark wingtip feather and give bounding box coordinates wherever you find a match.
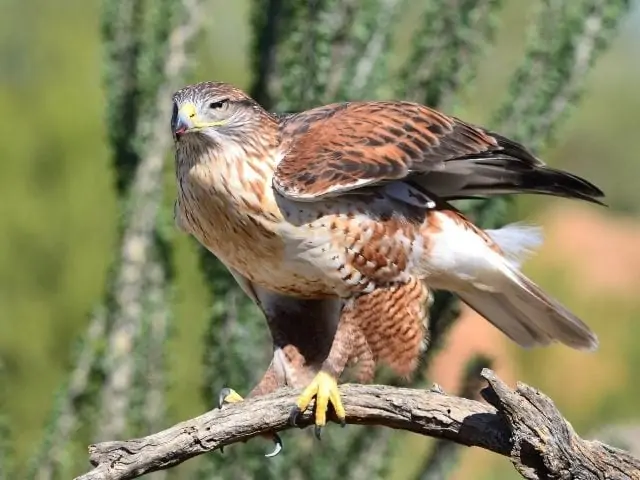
[479,129,607,207]
[487,131,543,166]
[531,166,607,206]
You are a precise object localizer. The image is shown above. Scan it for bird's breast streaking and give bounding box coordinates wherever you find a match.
[177,156,431,298]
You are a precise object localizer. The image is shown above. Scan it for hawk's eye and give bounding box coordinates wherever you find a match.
[209,99,228,110]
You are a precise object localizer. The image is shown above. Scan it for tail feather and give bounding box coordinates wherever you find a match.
[458,262,598,351]
[429,214,598,351]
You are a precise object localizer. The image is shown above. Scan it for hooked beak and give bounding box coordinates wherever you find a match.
[171,102,198,138]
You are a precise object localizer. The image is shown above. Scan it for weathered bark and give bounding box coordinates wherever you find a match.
[76,370,640,480]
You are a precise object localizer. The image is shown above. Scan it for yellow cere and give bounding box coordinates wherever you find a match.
[178,102,197,120]
[179,102,228,128]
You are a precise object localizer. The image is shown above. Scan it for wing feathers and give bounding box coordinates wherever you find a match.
[275,101,604,206]
[275,101,498,199]
[418,157,605,205]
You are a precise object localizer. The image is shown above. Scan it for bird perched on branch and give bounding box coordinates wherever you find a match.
[171,81,604,455]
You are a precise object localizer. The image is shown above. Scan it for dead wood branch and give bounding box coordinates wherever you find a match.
[76,369,640,480]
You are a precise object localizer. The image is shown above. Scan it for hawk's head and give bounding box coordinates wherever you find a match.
[170,81,270,147]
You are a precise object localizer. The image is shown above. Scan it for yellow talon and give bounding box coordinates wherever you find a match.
[218,387,244,408]
[290,371,346,438]
[217,387,283,457]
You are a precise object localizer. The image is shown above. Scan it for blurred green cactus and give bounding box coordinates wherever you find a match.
[5,0,630,479]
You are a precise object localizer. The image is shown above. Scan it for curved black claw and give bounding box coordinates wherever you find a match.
[314,419,346,439]
[218,387,233,409]
[288,406,302,427]
[265,433,283,458]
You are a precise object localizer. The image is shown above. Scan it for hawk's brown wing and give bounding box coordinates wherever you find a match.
[274,101,604,205]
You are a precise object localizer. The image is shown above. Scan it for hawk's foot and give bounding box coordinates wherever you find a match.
[289,371,346,440]
[217,387,283,457]
[218,387,244,408]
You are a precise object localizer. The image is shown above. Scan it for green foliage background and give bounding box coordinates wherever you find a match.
[0,0,639,478]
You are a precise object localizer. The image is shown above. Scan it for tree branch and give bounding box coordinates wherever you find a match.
[417,355,494,480]
[76,370,640,480]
